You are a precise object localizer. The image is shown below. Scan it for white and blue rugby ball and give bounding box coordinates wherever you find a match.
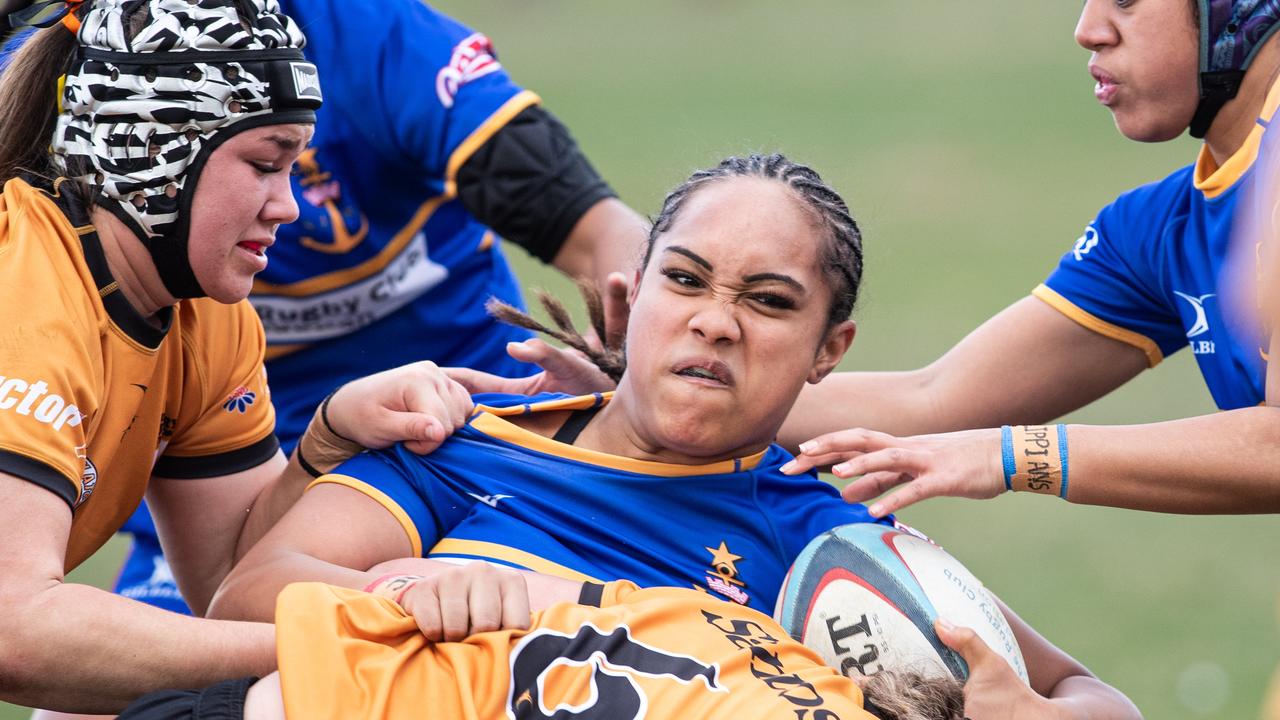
[774,523,1028,683]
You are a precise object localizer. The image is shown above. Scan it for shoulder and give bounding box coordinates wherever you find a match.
[1095,163,1196,232]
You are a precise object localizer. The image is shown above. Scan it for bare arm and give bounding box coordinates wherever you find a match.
[551,197,648,294]
[937,596,1141,719]
[0,474,274,713]
[779,296,1150,449]
[208,483,413,622]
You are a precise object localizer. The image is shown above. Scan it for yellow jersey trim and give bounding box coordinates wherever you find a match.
[470,393,769,476]
[1032,284,1163,368]
[251,90,540,299]
[428,539,601,584]
[307,474,423,556]
[1194,74,1280,199]
[443,90,541,198]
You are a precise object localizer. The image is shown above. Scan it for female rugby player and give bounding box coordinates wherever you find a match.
[464,0,1280,516]
[0,0,463,712]
[210,154,1139,719]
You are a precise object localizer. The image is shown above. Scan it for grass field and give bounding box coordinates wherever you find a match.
[4,2,1277,718]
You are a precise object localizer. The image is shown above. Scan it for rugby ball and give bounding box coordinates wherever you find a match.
[774,523,1028,683]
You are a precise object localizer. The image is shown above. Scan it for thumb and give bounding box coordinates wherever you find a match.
[602,271,631,350]
[935,617,993,669]
[398,413,446,455]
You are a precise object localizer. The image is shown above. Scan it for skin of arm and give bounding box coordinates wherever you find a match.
[777,296,1150,449]
[937,597,1141,720]
[786,407,1280,516]
[0,473,275,713]
[551,197,648,296]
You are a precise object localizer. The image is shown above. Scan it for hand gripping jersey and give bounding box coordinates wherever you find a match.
[0,179,277,570]
[276,581,877,720]
[251,0,543,446]
[1037,75,1280,410]
[313,393,888,615]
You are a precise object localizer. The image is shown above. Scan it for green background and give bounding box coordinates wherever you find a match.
[6,2,1277,718]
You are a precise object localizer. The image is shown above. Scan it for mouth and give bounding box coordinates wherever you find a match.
[671,358,734,388]
[1089,64,1118,106]
[237,239,272,257]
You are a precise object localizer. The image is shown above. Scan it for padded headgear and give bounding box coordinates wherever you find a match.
[49,0,322,298]
[1190,0,1280,138]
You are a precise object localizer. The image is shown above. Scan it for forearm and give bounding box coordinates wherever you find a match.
[233,455,315,562]
[209,549,370,623]
[0,582,272,713]
[1065,407,1280,513]
[552,197,648,286]
[1046,675,1143,720]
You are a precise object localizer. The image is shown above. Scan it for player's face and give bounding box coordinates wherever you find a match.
[187,124,311,303]
[617,177,854,459]
[1075,0,1200,142]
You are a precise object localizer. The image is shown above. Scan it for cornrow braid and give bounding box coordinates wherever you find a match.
[645,153,864,327]
[489,153,863,382]
[486,279,626,383]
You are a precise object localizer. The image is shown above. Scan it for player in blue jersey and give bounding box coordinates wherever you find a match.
[106,0,645,625]
[469,0,1280,517]
[210,155,1139,719]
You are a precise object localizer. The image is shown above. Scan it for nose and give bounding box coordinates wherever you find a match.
[1075,0,1118,52]
[687,298,742,345]
[261,170,300,226]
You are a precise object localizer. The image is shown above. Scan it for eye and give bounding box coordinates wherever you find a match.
[661,267,703,289]
[252,162,284,174]
[748,292,796,310]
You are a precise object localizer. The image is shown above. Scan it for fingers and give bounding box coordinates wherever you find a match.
[831,446,927,479]
[935,618,994,668]
[840,471,909,504]
[499,571,532,632]
[442,366,522,395]
[510,338,615,394]
[602,271,631,350]
[867,480,935,517]
[799,428,899,458]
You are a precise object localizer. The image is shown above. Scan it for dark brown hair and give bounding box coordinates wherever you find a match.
[0,25,77,183]
[861,670,965,720]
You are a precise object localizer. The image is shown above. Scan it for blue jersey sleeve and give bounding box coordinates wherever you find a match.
[758,467,890,566]
[318,448,453,558]
[1037,175,1192,365]
[288,0,535,177]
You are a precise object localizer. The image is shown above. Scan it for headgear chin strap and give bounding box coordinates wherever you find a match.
[1190,0,1280,139]
[50,0,322,299]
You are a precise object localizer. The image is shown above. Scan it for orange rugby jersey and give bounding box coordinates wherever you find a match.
[276,581,876,720]
[0,178,278,570]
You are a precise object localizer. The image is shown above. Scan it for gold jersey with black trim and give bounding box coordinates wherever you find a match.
[276,580,878,720]
[0,177,277,570]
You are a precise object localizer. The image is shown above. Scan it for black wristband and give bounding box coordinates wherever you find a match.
[577,581,606,608]
[319,389,357,444]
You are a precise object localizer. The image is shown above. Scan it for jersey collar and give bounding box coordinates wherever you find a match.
[1194,72,1280,199]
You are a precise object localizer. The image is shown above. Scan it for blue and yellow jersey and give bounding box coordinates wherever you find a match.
[1037,77,1280,410]
[313,393,889,615]
[255,0,537,446]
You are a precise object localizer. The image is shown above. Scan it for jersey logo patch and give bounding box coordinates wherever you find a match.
[467,492,514,508]
[75,446,96,508]
[0,375,83,431]
[1072,225,1100,261]
[294,147,369,254]
[436,32,501,108]
[1174,291,1218,355]
[222,386,257,413]
[702,541,749,605]
[508,623,722,719]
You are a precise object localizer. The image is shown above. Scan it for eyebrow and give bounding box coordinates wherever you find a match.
[262,134,303,152]
[663,245,712,270]
[664,245,806,292]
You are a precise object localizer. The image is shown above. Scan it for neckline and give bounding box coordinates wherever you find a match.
[470,393,770,477]
[1193,73,1280,199]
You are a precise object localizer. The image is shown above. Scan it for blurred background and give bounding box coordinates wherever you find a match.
[5,2,1277,718]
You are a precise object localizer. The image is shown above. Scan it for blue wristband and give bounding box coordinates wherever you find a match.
[1056,424,1070,499]
[1000,425,1015,492]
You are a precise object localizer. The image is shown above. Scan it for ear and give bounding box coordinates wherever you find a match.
[808,320,855,384]
[628,268,643,306]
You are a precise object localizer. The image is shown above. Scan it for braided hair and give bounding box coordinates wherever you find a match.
[488,153,864,380]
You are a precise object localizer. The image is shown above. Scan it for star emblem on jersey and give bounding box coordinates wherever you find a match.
[468,492,514,508]
[702,541,749,605]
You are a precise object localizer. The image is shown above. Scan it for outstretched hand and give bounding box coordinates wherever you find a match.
[444,271,630,397]
[781,427,1005,516]
[325,361,474,455]
[935,619,1058,719]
